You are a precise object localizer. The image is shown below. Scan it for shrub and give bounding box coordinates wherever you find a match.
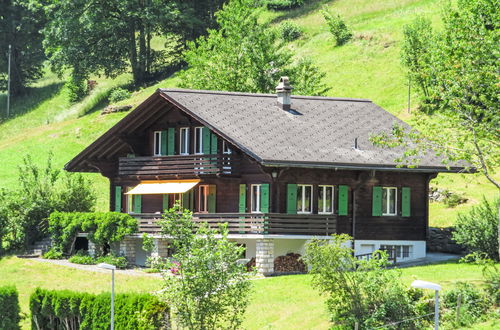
[483,263,500,305]
[278,21,302,42]
[30,288,168,329]
[453,197,499,260]
[42,247,64,260]
[108,87,131,103]
[442,282,488,327]
[266,0,305,11]
[322,8,352,46]
[0,286,21,330]
[96,254,128,269]
[66,72,88,103]
[68,251,96,265]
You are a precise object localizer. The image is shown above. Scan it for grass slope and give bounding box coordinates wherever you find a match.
[0,0,497,223]
[0,256,495,329]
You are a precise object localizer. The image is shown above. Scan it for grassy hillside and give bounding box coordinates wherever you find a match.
[0,0,496,224]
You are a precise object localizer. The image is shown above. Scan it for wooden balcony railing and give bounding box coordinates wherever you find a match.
[135,213,337,236]
[118,154,240,177]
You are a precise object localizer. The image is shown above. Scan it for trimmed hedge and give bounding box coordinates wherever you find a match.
[0,286,21,329]
[30,288,169,330]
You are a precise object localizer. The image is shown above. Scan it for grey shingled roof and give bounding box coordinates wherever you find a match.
[159,89,461,172]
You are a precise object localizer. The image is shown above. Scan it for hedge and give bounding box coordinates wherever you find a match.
[30,288,169,330]
[0,285,21,329]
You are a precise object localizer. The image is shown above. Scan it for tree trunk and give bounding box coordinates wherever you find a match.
[128,22,141,86]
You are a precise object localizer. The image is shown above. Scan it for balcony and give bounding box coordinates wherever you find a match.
[118,154,240,177]
[135,213,337,236]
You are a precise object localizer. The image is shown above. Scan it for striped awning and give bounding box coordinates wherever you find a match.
[125,179,200,195]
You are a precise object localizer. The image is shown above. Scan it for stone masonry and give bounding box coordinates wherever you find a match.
[256,239,274,275]
[120,237,137,264]
[151,238,170,259]
[88,241,96,257]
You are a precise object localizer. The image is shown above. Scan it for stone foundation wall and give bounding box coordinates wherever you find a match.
[120,237,137,264]
[427,227,465,254]
[256,239,274,275]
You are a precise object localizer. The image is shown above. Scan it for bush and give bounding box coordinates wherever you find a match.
[66,73,87,103]
[266,0,304,10]
[0,286,21,330]
[442,282,488,327]
[322,8,352,46]
[30,288,168,330]
[96,254,128,269]
[453,197,499,260]
[483,263,500,305]
[43,247,64,260]
[278,21,302,42]
[108,87,131,103]
[68,251,96,265]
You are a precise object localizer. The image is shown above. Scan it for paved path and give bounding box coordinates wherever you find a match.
[33,257,162,277]
[395,252,462,268]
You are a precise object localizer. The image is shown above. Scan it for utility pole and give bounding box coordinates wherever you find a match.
[7,44,12,118]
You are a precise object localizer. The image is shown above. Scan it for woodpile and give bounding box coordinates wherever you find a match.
[246,257,255,272]
[274,253,306,273]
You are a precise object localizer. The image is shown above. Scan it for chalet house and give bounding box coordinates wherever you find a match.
[65,77,464,274]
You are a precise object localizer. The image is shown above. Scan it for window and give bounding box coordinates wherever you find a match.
[126,187,133,213]
[222,141,232,174]
[297,184,312,214]
[380,245,412,259]
[153,131,161,156]
[194,127,204,154]
[382,187,397,216]
[318,185,334,214]
[198,185,209,212]
[251,184,261,213]
[179,127,190,155]
[222,141,231,154]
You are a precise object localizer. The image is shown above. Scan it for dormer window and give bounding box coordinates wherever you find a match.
[153,131,162,156]
[180,127,190,155]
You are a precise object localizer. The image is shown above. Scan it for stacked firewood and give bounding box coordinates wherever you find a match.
[246,257,256,272]
[274,253,307,273]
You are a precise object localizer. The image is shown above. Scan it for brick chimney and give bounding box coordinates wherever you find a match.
[276,76,292,111]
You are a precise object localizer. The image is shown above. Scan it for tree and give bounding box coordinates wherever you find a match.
[0,0,47,96]
[155,204,252,329]
[41,0,188,88]
[180,0,329,96]
[303,234,425,328]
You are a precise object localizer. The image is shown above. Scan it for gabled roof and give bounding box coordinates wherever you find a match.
[65,88,465,173]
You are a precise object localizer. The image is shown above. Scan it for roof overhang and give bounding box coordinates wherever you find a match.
[125,179,200,195]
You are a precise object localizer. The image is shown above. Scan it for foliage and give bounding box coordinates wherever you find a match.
[42,247,64,260]
[156,204,252,329]
[66,71,87,103]
[453,197,499,260]
[30,287,169,330]
[321,8,352,46]
[48,211,137,256]
[180,0,328,96]
[303,234,426,328]
[291,58,330,96]
[266,0,305,11]
[0,285,21,330]
[96,253,128,269]
[482,262,500,305]
[0,0,47,97]
[442,282,488,327]
[278,21,302,42]
[108,87,131,103]
[0,154,95,251]
[68,251,95,265]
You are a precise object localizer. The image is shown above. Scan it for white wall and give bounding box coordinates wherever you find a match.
[354,240,426,261]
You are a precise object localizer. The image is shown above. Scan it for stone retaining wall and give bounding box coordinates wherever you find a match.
[427,227,465,254]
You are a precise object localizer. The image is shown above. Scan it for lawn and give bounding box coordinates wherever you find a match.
[0,256,496,329]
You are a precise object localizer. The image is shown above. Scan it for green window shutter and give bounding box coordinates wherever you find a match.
[182,192,190,210]
[114,186,122,212]
[338,185,348,216]
[160,131,167,156]
[167,128,175,155]
[208,185,217,213]
[260,184,270,213]
[239,184,246,213]
[210,133,218,154]
[402,187,411,217]
[202,127,211,155]
[286,184,297,214]
[162,194,169,211]
[133,195,142,213]
[372,186,382,216]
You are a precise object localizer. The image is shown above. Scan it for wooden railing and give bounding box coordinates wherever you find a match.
[118,154,239,177]
[135,213,337,236]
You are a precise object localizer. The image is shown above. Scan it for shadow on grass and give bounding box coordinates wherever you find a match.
[269,0,333,24]
[0,82,64,123]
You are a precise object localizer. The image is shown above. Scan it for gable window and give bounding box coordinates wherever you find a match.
[382,187,397,216]
[179,127,190,155]
[251,184,261,213]
[153,131,162,156]
[198,185,209,213]
[297,184,312,214]
[194,127,204,154]
[318,185,334,214]
[222,141,232,174]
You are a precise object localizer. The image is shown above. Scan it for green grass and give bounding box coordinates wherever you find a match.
[0,256,496,329]
[0,0,497,221]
